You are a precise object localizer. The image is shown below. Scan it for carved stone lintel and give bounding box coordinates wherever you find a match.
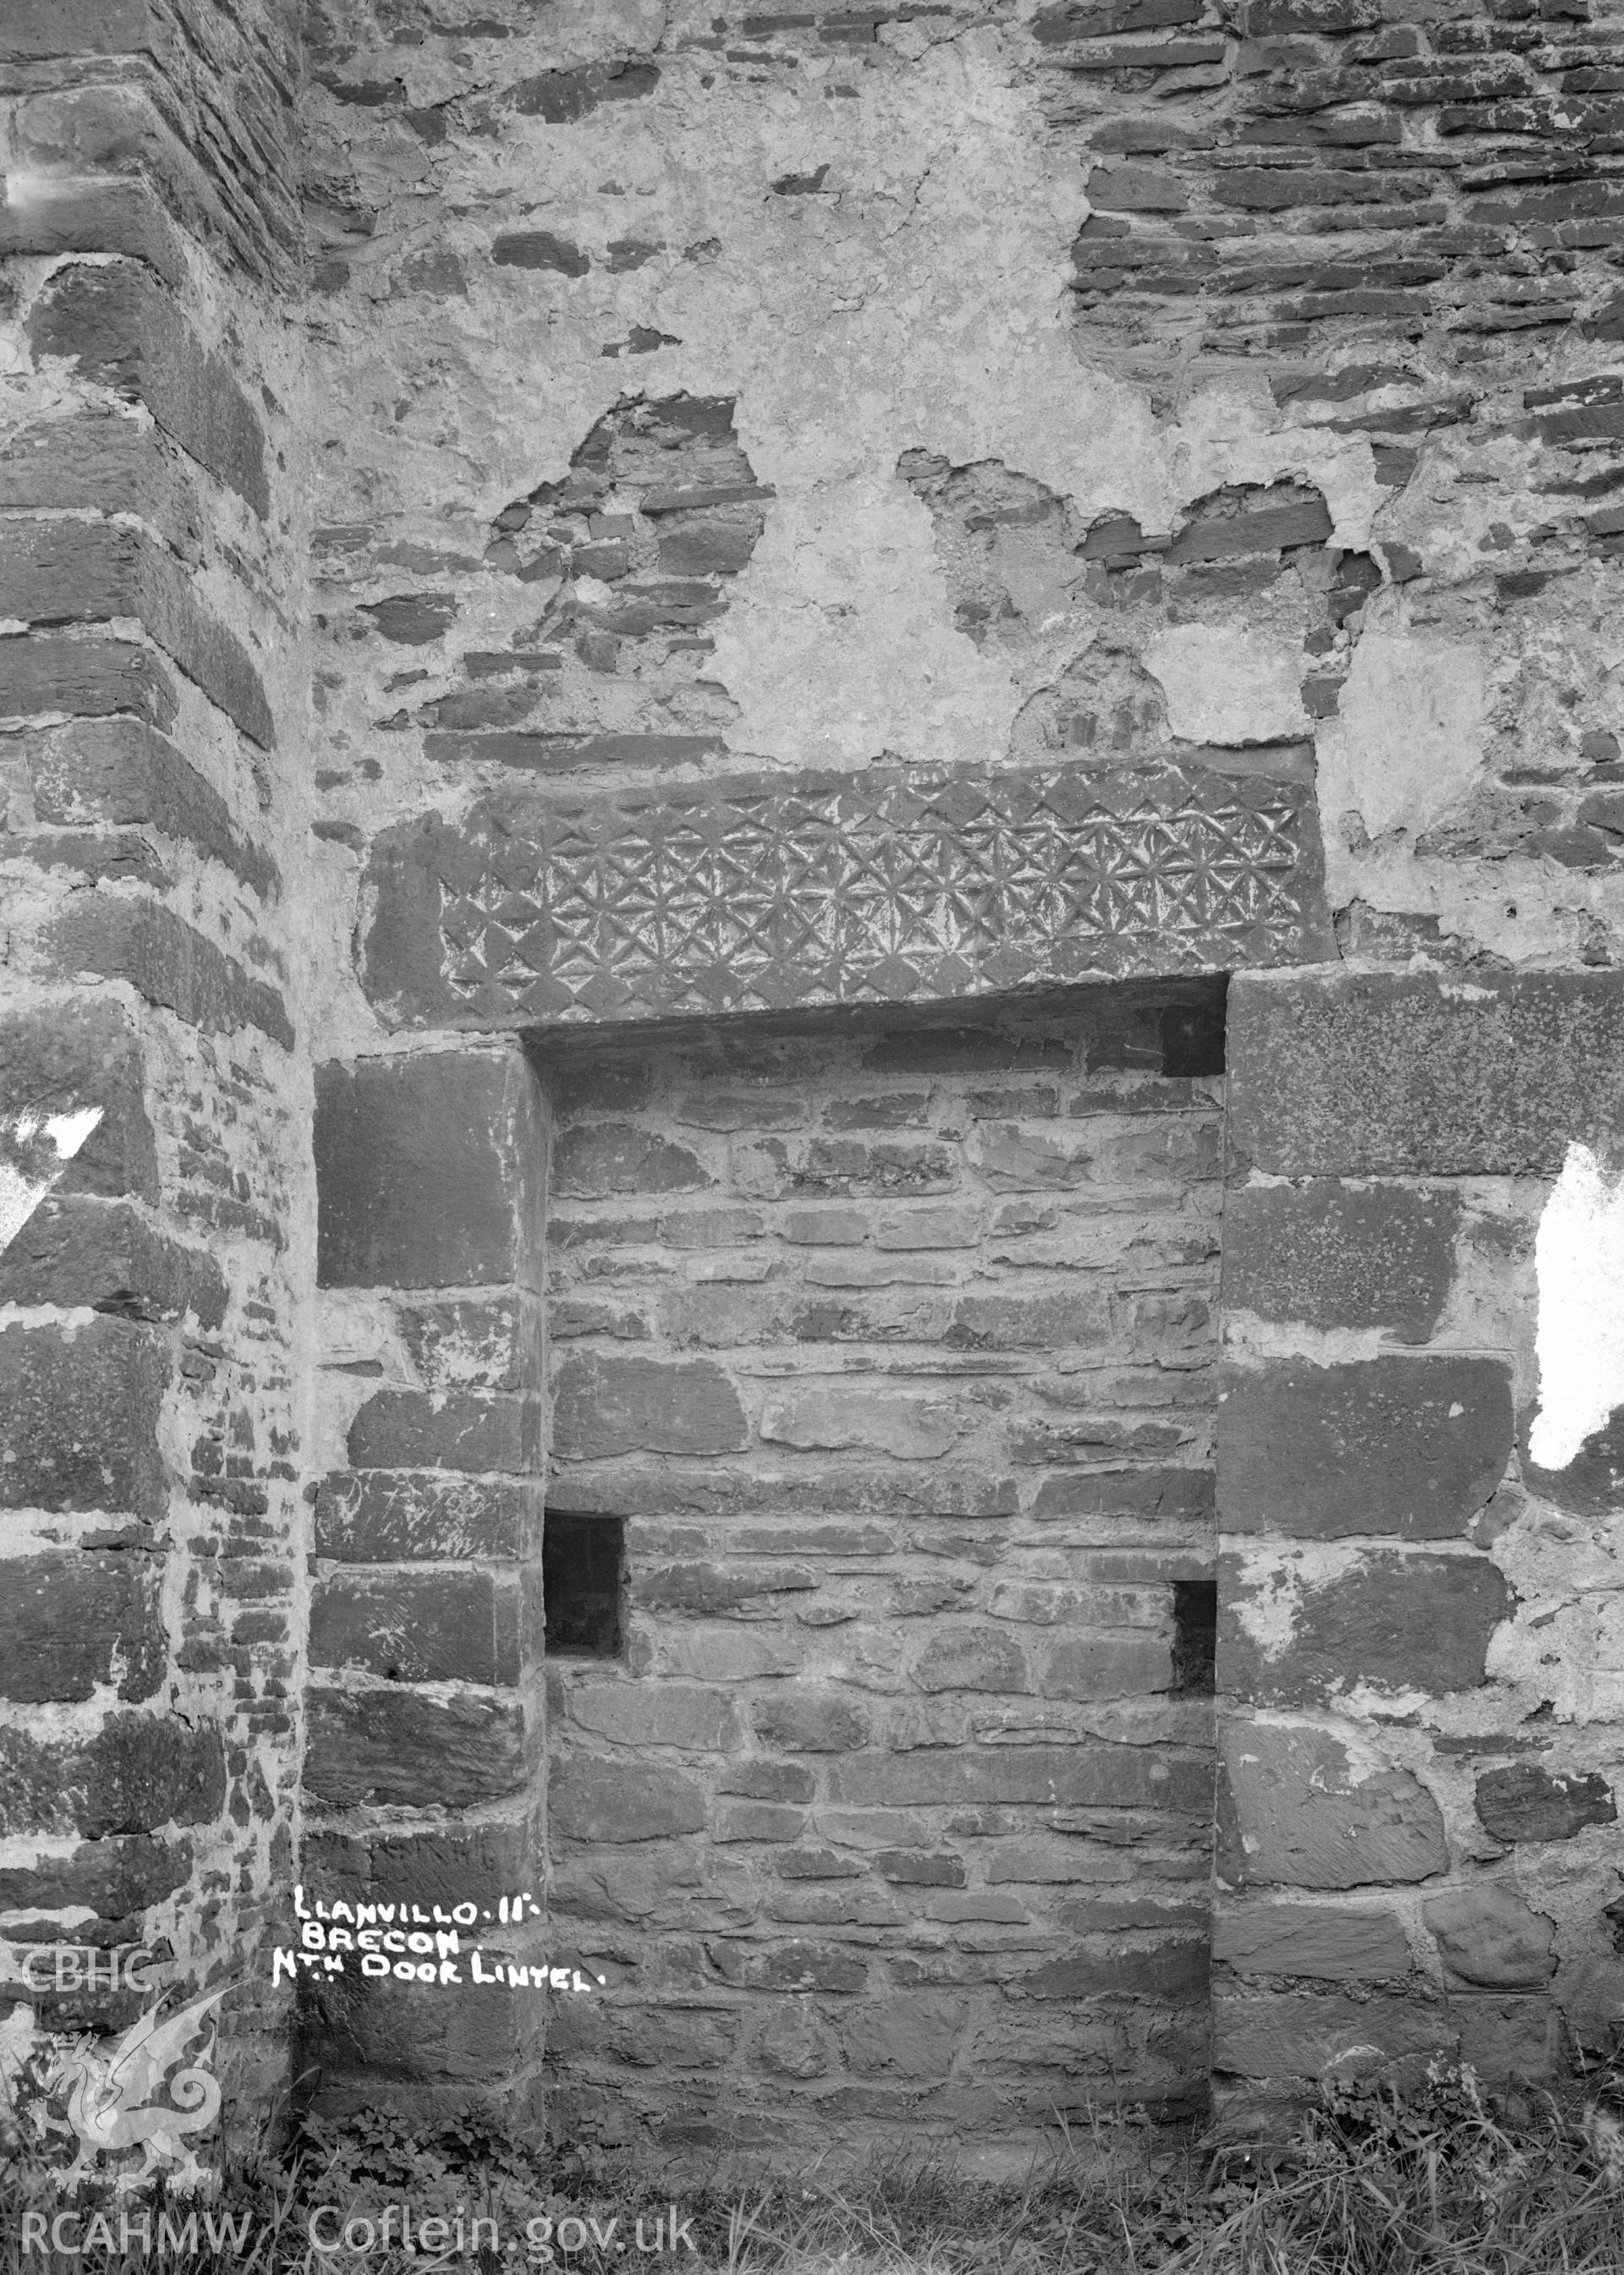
[360,758,1335,1031]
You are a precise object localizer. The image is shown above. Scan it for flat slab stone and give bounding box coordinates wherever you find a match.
[1221,1181,1460,1341]
[1218,1722,1447,1889]
[1212,1901,1413,1982]
[1423,1885,1556,1987]
[1218,1356,1515,1540]
[1220,1547,1512,1707]
[1474,1762,1617,1844]
[1228,969,1624,1176]
[360,759,1334,1030]
[1215,1990,1454,2081]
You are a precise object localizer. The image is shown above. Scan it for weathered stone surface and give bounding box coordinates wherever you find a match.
[553,1122,710,1198]
[315,1472,544,1562]
[1424,1886,1555,1987]
[0,633,178,732]
[0,1320,168,1519]
[949,1292,1110,1350]
[1038,1631,1173,1699]
[361,762,1333,1032]
[1213,1903,1412,1981]
[303,1687,534,1807]
[1222,1182,1460,1341]
[827,1744,1211,1813]
[346,1390,540,1475]
[1450,1993,1555,2081]
[491,229,590,274]
[0,413,203,563]
[1218,1724,1448,1889]
[1215,1992,1455,2080]
[841,1994,966,2076]
[732,2010,837,2084]
[25,719,278,898]
[0,179,187,284]
[359,594,458,645]
[27,260,269,514]
[551,1355,748,1458]
[48,899,293,1047]
[310,1570,524,1685]
[0,1835,191,1923]
[707,1940,867,1993]
[551,1461,1016,1521]
[508,59,661,120]
[396,1296,540,1395]
[549,1756,708,1842]
[0,1003,157,1203]
[301,1816,545,1914]
[875,1850,966,1886]
[751,1689,870,1750]
[0,1713,224,1839]
[724,1762,815,1803]
[716,1801,806,1843]
[1032,1466,1214,1521]
[1019,1942,1210,2000]
[629,1560,817,1613]
[1554,1957,1624,2053]
[0,521,272,746]
[1219,1358,1514,1540]
[0,1197,228,1326]
[913,1626,1029,1694]
[559,1681,738,1751]
[1220,1549,1512,1705]
[299,1964,542,2087]
[1228,972,1624,1177]
[22,828,173,891]
[315,1050,546,1290]
[1474,1764,1617,1844]
[0,1555,167,1702]
[759,1386,960,1458]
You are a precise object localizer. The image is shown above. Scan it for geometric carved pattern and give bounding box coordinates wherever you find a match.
[387,760,1330,1028]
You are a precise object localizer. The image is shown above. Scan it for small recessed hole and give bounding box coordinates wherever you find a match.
[1171,1579,1217,1696]
[544,1511,625,1658]
[1160,985,1226,1077]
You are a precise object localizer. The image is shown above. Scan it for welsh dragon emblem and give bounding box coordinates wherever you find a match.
[35,1990,222,2196]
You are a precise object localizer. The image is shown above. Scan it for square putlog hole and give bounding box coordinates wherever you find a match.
[1171,1577,1217,1696]
[1160,985,1226,1077]
[543,1511,624,1658]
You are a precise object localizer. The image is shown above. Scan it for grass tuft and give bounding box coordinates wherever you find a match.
[6,2051,1624,2273]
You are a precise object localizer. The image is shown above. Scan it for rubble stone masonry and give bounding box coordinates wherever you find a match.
[539,996,1221,2151]
[4,0,1624,2168]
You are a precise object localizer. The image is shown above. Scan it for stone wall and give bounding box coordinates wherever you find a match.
[301,1043,551,2120]
[288,0,1624,2147]
[1215,968,1624,2120]
[540,990,1221,2155]
[7,0,1624,2161]
[0,0,312,2119]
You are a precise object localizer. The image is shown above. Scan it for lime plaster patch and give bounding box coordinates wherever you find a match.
[1316,630,1488,841]
[1144,626,1309,746]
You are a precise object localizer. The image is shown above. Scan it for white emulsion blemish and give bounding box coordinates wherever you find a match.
[1528,1141,1624,1471]
[0,1105,105,1257]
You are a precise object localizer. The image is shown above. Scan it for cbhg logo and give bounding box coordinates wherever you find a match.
[19,1949,167,1995]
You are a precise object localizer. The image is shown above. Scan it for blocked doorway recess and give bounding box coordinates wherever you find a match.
[535,980,1225,2163]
